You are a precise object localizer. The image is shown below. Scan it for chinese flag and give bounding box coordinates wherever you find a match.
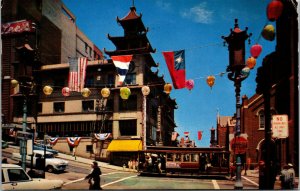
[198,131,203,140]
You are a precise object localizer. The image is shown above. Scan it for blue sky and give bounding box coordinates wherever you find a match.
[62,0,276,147]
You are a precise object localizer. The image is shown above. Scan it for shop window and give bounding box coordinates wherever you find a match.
[38,103,42,113]
[124,73,136,85]
[82,100,94,112]
[54,102,65,113]
[119,95,137,111]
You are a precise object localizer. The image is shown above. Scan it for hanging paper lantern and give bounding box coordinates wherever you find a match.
[246,57,257,69]
[120,87,131,100]
[250,44,263,58]
[206,75,215,89]
[43,86,53,96]
[185,79,194,91]
[267,0,284,21]
[62,87,70,97]
[261,24,275,41]
[11,79,19,88]
[81,88,91,98]
[241,67,251,77]
[101,88,110,98]
[164,83,172,94]
[141,86,150,96]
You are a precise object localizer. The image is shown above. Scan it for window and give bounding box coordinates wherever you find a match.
[54,102,65,113]
[119,120,137,136]
[8,169,30,181]
[38,103,42,113]
[150,126,157,141]
[119,95,137,111]
[258,109,277,130]
[107,74,115,86]
[86,145,93,153]
[82,100,94,112]
[124,73,136,85]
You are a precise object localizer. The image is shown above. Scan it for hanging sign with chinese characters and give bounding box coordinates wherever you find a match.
[272,114,289,138]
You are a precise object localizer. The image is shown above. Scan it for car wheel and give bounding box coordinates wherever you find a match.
[46,166,54,173]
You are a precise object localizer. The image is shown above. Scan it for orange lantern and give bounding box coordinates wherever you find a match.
[246,57,256,69]
[206,75,215,89]
[120,87,131,100]
[164,83,172,94]
[81,88,91,98]
[101,88,110,98]
[43,85,53,96]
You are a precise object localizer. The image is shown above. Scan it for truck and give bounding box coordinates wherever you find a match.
[11,150,68,173]
[2,163,64,190]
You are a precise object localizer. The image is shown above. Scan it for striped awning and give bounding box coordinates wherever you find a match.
[107,140,142,152]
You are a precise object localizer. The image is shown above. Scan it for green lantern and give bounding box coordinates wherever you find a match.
[120,87,131,100]
[261,24,275,41]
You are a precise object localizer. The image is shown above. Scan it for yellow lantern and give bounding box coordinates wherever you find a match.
[81,88,91,98]
[206,75,215,89]
[141,86,150,96]
[261,24,275,41]
[43,85,53,96]
[11,79,19,88]
[101,88,110,98]
[120,87,131,100]
[164,83,172,94]
[246,57,256,69]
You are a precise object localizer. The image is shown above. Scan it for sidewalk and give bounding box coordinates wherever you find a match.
[56,152,137,173]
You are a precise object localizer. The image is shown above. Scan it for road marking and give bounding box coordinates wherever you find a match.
[102,175,137,188]
[242,176,259,186]
[212,180,220,189]
[63,172,124,185]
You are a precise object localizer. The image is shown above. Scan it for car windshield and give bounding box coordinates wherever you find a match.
[7,169,30,182]
[45,154,54,158]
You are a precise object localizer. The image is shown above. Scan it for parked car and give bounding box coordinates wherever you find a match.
[2,140,8,149]
[33,144,59,155]
[2,163,63,190]
[11,150,68,173]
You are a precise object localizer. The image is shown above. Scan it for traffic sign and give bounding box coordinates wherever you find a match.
[230,136,248,154]
[16,131,33,140]
[272,114,288,138]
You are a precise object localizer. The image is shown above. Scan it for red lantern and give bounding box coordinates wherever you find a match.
[246,57,256,69]
[185,79,194,91]
[250,44,262,58]
[267,0,283,21]
[62,87,70,97]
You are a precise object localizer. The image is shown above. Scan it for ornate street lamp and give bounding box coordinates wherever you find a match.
[11,43,36,171]
[222,19,251,189]
[141,86,150,150]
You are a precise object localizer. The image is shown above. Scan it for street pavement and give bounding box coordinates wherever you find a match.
[3,145,299,190]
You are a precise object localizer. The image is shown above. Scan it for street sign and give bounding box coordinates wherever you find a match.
[16,131,33,140]
[230,136,248,154]
[272,114,288,138]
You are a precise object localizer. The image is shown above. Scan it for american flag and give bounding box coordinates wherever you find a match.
[68,57,88,92]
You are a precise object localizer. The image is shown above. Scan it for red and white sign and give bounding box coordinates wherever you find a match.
[1,20,35,35]
[272,114,288,138]
[230,135,248,154]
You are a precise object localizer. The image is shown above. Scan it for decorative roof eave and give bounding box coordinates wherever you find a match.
[116,6,146,32]
[104,44,156,57]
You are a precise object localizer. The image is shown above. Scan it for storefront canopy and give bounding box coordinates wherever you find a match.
[107,140,142,152]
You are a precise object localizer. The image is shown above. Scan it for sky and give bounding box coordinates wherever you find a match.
[62,0,277,147]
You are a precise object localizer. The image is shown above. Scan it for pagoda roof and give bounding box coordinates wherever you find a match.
[104,44,156,56]
[117,6,146,32]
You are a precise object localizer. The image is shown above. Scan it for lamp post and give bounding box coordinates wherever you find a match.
[222,19,251,189]
[141,86,150,150]
[12,43,36,171]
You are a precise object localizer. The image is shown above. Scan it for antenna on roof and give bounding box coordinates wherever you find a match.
[132,0,134,7]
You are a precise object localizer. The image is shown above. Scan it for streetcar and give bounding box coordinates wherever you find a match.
[138,146,230,177]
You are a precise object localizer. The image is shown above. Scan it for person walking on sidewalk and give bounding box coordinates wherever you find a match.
[85,161,102,190]
[280,163,295,189]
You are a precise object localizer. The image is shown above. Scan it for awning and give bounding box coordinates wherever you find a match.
[107,140,142,152]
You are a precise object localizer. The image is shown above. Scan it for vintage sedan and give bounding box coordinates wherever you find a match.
[2,164,64,190]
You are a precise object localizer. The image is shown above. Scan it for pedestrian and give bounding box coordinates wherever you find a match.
[280,163,295,189]
[85,161,102,190]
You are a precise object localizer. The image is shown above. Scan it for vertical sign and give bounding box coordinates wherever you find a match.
[272,114,288,138]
